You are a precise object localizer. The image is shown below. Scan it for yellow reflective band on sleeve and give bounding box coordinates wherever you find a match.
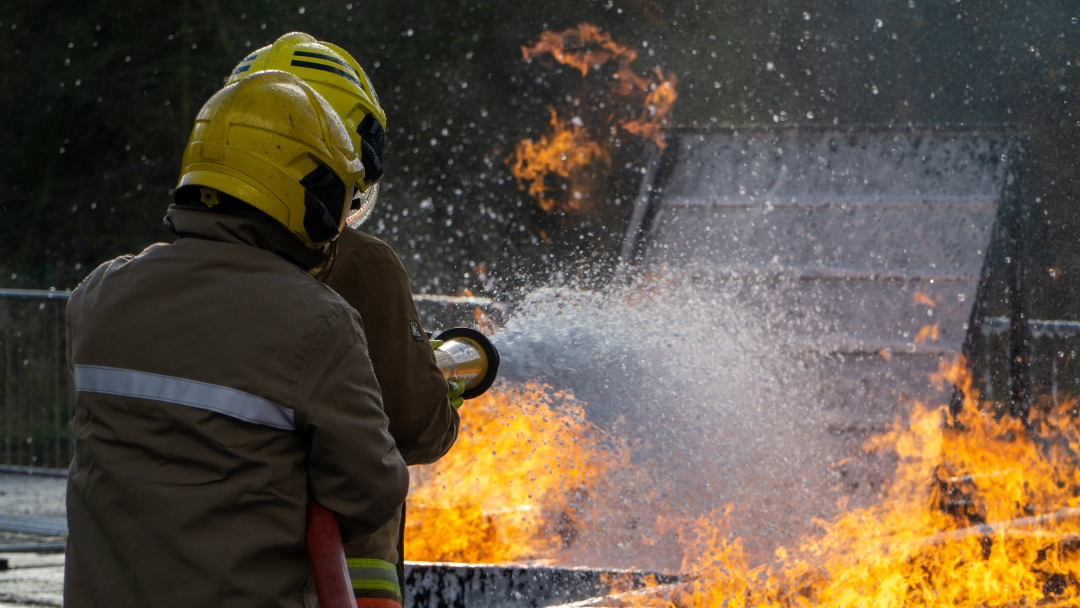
[346,558,401,597]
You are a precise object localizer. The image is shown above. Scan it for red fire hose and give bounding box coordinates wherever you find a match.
[306,500,355,608]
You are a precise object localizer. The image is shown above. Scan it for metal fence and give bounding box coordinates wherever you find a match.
[973,317,1080,411]
[2,285,1074,472]
[0,289,74,470]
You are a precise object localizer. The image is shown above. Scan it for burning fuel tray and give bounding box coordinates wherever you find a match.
[404,562,678,608]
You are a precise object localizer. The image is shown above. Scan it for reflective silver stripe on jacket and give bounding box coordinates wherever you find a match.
[74,365,295,431]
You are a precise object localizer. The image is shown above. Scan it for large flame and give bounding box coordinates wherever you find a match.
[508,23,678,214]
[403,329,1080,604]
[405,382,619,564]
[614,357,1080,607]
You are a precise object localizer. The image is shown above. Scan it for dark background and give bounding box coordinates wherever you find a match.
[0,0,1077,319]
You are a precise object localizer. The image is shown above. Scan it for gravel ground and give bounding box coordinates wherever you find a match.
[0,474,67,606]
[0,553,64,607]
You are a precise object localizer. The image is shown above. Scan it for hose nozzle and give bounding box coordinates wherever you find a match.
[433,327,500,399]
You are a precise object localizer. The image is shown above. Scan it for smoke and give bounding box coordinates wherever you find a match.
[490,277,857,570]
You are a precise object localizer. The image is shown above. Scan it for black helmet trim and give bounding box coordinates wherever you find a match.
[293,50,360,77]
[300,164,348,243]
[290,59,363,89]
[357,114,385,185]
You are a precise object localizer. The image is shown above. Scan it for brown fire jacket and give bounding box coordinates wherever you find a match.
[324,227,458,466]
[64,206,409,608]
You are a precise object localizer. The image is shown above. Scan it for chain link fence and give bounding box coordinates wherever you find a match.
[974,318,1080,412]
[2,285,1074,471]
[0,290,74,471]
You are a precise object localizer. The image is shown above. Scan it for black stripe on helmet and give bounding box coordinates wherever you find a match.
[292,50,359,76]
[230,64,251,76]
[242,51,259,62]
[289,59,362,88]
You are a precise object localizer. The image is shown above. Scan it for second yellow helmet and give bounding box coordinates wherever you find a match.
[227,32,385,215]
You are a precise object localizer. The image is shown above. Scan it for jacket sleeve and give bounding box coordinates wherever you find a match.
[326,237,459,465]
[299,306,410,544]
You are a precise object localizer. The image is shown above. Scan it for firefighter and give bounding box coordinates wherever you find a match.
[64,70,409,608]
[227,34,462,607]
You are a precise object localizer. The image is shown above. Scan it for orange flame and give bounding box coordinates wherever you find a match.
[913,323,940,344]
[615,356,1080,607]
[913,290,938,307]
[621,71,679,149]
[509,23,678,214]
[405,383,620,563]
[521,23,637,77]
[509,108,611,213]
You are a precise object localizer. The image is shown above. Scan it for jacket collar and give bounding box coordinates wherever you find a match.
[164,204,327,271]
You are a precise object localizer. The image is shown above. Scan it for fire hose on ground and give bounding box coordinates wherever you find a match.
[307,328,500,608]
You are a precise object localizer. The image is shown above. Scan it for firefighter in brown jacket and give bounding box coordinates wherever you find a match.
[64,71,409,607]
[228,35,461,607]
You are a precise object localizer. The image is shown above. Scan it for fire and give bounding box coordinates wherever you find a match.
[615,357,1080,607]
[508,23,678,214]
[509,108,611,213]
[913,323,940,344]
[621,72,679,149]
[522,23,635,78]
[913,290,938,307]
[405,382,619,564]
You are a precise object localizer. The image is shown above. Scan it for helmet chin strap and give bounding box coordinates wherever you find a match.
[346,182,380,228]
[306,239,337,281]
[300,164,349,244]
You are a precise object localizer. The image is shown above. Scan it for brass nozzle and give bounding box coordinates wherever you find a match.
[432,327,500,399]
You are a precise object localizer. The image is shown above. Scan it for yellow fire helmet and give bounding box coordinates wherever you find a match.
[175,70,364,248]
[227,32,385,228]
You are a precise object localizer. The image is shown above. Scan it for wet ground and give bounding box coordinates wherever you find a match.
[0,473,67,607]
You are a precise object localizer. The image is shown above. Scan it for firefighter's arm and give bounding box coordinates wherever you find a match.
[299,306,409,544]
[326,237,459,465]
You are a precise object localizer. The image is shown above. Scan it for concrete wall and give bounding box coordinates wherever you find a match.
[627,126,1022,430]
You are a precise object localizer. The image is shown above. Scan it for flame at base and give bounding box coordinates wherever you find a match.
[405,382,620,564]
[622,357,1080,607]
